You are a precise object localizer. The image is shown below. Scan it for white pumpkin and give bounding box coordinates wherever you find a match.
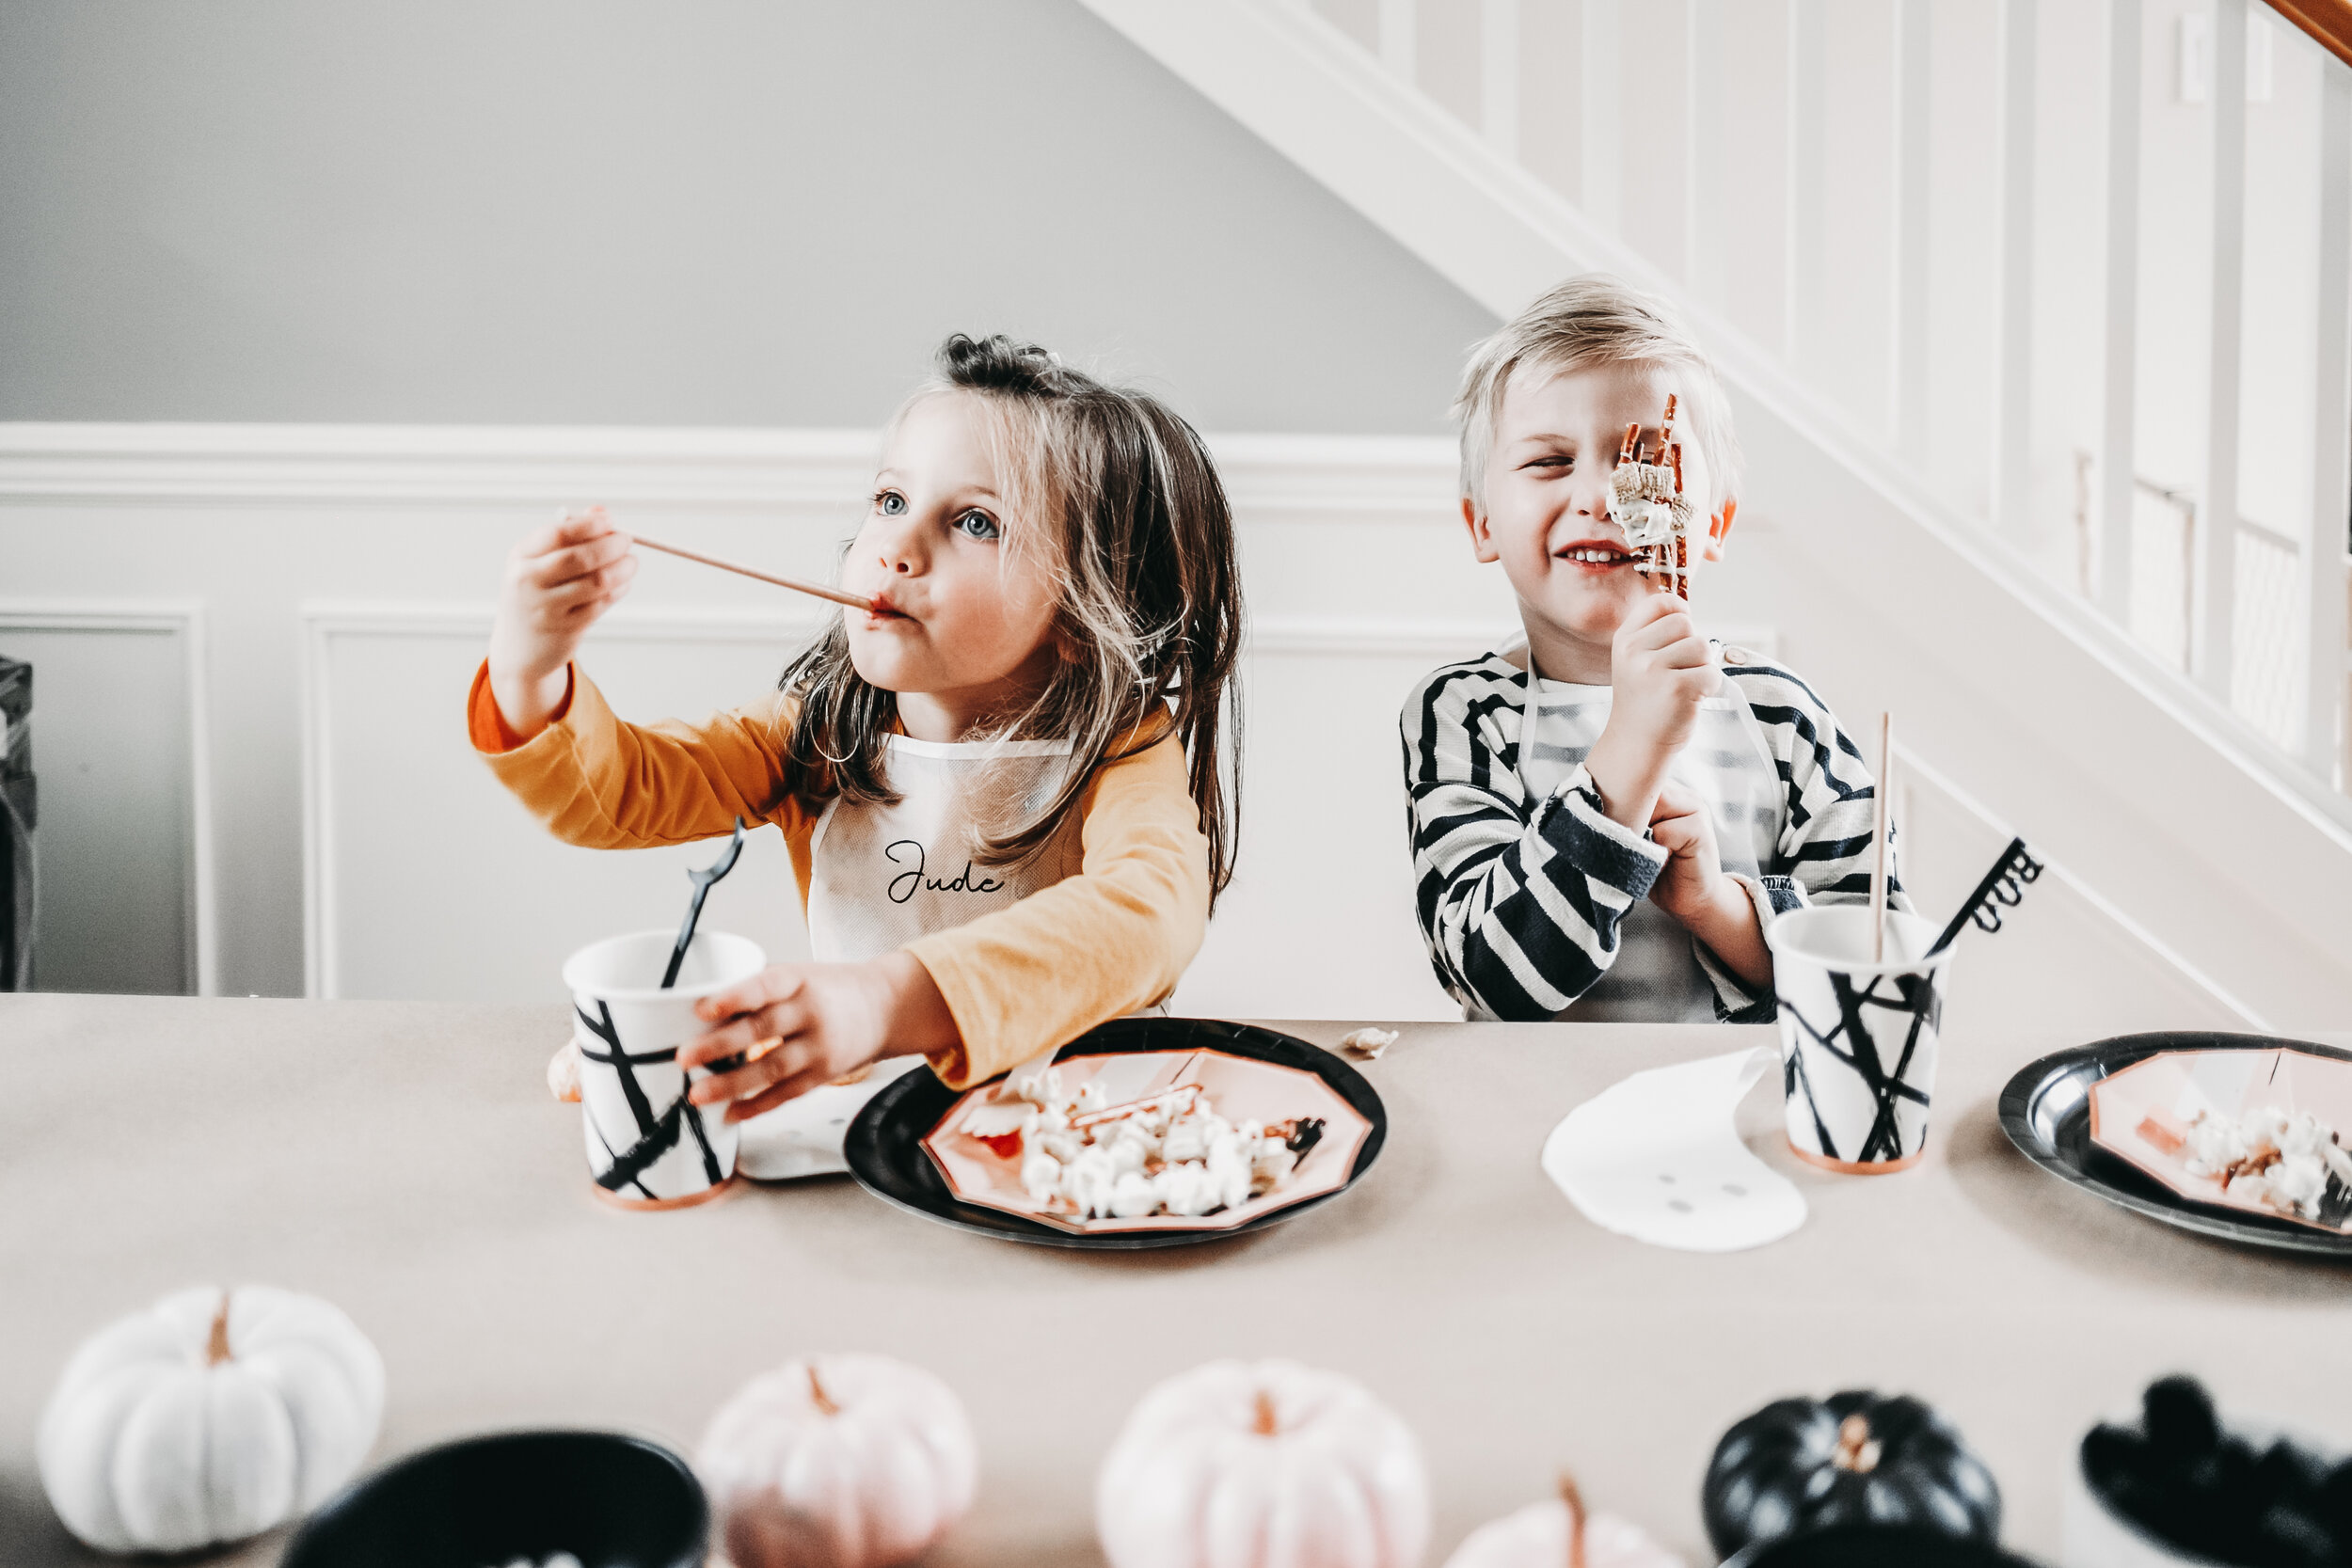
[696,1353,978,1568]
[37,1284,385,1554]
[1443,1478,1685,1568]
[1097,1358,1431,1568]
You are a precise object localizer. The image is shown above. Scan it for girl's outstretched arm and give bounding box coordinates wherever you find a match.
[468,665,802,849]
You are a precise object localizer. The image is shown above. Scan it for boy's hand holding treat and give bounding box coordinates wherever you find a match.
[1402,275,1901,1023]
[1583,593,1722,830]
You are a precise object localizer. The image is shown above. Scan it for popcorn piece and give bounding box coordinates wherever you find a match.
[1340,1025,1399,1059]
[1109,1171,1160,1218]
[1021,1150,1061,1202]
[548,1039,581,1103]
[1159,1162,1221,1217]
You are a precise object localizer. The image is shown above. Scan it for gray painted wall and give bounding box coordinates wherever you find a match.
[0,0,1496,431]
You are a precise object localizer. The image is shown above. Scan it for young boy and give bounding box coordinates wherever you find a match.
[1402,274,1899,1022]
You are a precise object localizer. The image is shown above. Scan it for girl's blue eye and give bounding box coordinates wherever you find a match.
[877,490,907,515]
[953,510,1001,542]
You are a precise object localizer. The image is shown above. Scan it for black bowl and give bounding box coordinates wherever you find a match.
[280,1429,707,1568]
[1723,1527,2047,1568]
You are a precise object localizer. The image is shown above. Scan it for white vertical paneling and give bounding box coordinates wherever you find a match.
[1581,0,1622,231]
[1784,0,1826,363]
[1892,0,1933,462]
[1479,0,1518,157]
[2198,0,2248,697]
[0,603,215,997]
[2100,0,2143,622]
[2307,58,2352,784]
[1993,0,2039,541]
[1379,0,1417,80]
[1684,0,1724,303]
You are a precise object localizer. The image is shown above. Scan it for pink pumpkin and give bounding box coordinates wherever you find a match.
[696,1354,977,1568]
[1097,1358,1431,1568]
[1444,1479,1684,1568]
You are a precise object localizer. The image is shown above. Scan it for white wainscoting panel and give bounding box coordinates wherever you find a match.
[0,602,215,995]
[6,421,2323,1031]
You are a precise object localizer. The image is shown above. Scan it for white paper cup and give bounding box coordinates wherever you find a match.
[562,929,767,1210]
[1764,906,1953,1174]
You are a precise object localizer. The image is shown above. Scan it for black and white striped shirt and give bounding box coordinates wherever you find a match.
[1400,649,1902,1022]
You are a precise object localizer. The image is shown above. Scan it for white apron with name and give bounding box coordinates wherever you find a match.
[1515,654,1780,1023]
[735,734,1088,1179]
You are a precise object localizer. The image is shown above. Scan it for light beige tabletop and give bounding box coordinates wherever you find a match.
[2,995,2346,1567]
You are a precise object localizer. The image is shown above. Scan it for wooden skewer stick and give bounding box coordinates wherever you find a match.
[1869,712,1896,962]
[631,533,880,612]
[1557,1471,1587,1568]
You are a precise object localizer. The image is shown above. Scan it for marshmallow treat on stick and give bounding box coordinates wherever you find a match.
[1610,395,1693,601]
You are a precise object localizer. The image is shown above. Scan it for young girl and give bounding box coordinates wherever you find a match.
[470,335,1240,1172]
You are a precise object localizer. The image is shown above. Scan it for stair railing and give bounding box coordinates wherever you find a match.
[1316,0,2352,799]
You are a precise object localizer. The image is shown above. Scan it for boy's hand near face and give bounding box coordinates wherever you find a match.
[1647,784,1772,988]
[1582,593,1722,829]
[675,953,961,1121]
[487,506,638,740]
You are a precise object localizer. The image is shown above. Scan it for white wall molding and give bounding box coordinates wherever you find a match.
[0,598,216,996]
[0,422,1467,518]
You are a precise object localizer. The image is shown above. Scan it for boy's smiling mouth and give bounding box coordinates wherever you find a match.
[1553,537,1636,569]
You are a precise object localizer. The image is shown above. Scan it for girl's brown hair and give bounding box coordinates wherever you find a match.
[778,334,1243,905]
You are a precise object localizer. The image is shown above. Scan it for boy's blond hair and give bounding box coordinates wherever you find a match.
[1454,273,1742,519]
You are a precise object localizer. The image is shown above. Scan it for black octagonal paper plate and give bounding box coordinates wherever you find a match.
[1998,1030,2352,1259]
[846,1017,1387,1249]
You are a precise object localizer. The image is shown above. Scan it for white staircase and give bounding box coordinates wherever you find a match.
[1083,0,2352,1025]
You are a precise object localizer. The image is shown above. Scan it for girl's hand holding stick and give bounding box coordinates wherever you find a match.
[486,506,640,741]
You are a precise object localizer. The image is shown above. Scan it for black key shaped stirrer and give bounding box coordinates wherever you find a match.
[660,816,747,989]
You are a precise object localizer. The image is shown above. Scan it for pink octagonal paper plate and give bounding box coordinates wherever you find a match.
[921,1047,1375,1236]
[2087,1047,2352,1235]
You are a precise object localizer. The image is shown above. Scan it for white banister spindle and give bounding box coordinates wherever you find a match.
[1581,0,1622,232]
[2197,0,2248,697]
[2100,0,2142,622]
[1993,0,2038,540]
[2306,56,2352,784]
[1892,0,1932,462]
[1378,0,1416,82]
[1480,0,1518,158]
[1785,0,1826,363]
[1685,0,1724,303]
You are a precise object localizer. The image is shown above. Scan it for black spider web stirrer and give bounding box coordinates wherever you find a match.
[660,816,746,989]
[1924,835,2044,958]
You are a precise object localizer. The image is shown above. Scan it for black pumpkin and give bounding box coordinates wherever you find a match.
[1703,1390,2003,1559]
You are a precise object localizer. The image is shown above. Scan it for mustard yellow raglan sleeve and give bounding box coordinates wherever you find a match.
[905,730,1210,1088]
[465,658,809,847]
